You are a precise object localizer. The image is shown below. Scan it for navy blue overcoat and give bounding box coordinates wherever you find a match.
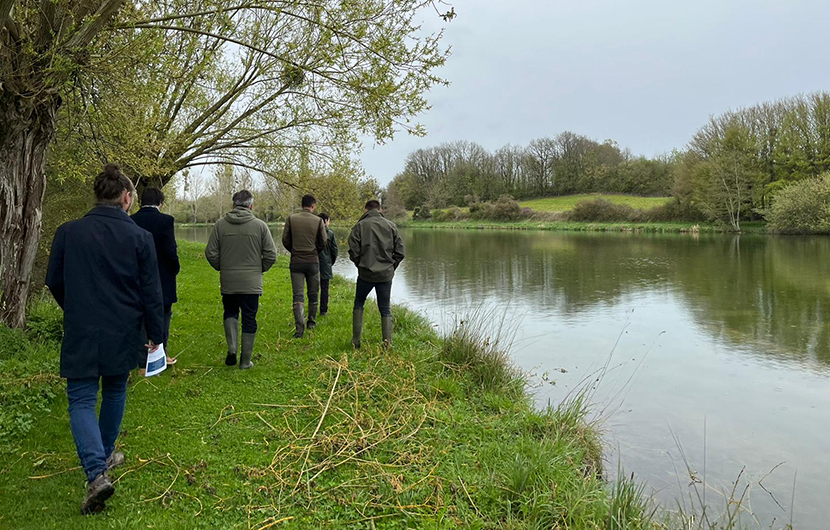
[131,206,180,307]
[46,205,165,379]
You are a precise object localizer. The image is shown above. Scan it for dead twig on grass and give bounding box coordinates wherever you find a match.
[294,358,344,492]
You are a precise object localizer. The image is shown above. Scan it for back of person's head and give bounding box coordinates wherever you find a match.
[364,199,381,211]
[232,189,254,208]
[94,164,134,204]
[318,212,330,223]
[301,194,317,208]
[141,187,164,207]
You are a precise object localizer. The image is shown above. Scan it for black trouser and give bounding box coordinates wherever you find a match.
[354,278,392,317]
[222,294,260,333]
[138,304,173,368]
[290,262,320,307]
[320,278,330,314]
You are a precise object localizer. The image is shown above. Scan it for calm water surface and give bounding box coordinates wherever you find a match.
[178,226,830,528]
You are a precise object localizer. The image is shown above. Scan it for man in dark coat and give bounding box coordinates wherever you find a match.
[317,212,339,316]
[46,164,165,515]
[132,187,180,367]
[348,200,405,348]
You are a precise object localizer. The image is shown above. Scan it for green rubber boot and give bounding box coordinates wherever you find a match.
[351,308,364,349]
[293,303,305,338]
[381,316,393,349]
[240,333,255,369]
[224,318,238,366]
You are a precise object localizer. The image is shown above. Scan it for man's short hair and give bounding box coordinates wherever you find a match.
[94,164,135,204]
[233,189,254,208]
[318,212,330,222]
[141,187,165,207]
[364,199,381,211]
[301,194,317,208]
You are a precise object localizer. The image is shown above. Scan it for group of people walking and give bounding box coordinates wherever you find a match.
[45,164,404,514]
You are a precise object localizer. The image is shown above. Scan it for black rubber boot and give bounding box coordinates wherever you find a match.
[293,303,305,338]
[224,318,238,366]
[351,308,364,349]
[381,316,393,349]
[240,333,255,369]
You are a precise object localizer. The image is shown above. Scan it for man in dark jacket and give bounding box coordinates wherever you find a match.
[281,194,327,338]
[46,164,165,514]
[317,213,339,316]
[205,190,277,369]
[132,187,180,368]
[348,200,405,348]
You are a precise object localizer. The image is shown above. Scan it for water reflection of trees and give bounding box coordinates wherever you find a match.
[401,229,830,368]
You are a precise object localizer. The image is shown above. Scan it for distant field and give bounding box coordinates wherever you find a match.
[519,194,672,212]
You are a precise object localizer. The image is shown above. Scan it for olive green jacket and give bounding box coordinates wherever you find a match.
[205,207,277,294]
[282,210,327,265]
[348,210,405,283]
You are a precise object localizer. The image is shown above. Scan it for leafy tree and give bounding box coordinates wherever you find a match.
[691,122,761,230]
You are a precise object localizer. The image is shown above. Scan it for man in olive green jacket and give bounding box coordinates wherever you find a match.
[348,200,405,348]
[205,190,277,369]
[282,194,327,338]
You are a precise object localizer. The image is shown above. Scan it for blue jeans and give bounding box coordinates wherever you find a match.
[354,278,392,317]
[66,373,130,482]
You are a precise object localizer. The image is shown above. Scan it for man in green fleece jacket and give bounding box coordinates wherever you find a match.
[282,194,327,338]
[205,190,277,369]
[348,199,405,348]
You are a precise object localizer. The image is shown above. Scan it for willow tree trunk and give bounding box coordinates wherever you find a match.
[0,94,60,328]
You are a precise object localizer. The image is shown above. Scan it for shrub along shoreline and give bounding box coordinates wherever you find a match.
[397,219,769,234]
[0,240,655,529]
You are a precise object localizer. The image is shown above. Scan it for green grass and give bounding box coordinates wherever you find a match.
[0,241,655,529]
[518,194,673,212]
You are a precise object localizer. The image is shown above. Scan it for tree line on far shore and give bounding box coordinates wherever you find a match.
[386,92,830,231]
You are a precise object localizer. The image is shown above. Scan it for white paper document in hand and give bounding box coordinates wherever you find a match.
[145,344,168,377]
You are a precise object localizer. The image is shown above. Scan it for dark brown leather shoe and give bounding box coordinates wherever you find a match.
[80,472,114,515]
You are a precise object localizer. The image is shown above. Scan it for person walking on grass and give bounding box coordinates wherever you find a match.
[318,212,339,317]
[205,190,277,369]
[348,200,405,349]
[281,194,327,338]
[131,187,179,372]
[46,164,165,515]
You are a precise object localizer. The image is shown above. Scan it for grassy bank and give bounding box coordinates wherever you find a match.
[398,219,768,234]
[0,241,654,529]
[518,194,672,212]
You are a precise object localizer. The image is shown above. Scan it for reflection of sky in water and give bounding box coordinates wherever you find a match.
[179,226,830,527]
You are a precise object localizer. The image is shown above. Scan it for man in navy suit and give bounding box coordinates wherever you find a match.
[46,164,164,514]
[132,187,180,367]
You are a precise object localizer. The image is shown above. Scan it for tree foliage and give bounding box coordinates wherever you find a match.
[1,0,451,327]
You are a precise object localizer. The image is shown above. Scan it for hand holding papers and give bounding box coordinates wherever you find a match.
[145,343,168,377]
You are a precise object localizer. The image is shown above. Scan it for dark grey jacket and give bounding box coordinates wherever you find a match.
[319,227,339,280]
[205,207,277,294]
[348,210,405,283]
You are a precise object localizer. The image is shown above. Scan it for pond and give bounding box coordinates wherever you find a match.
[177,225,830,527]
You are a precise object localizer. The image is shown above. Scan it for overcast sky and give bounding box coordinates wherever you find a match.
[360,0,830,184]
